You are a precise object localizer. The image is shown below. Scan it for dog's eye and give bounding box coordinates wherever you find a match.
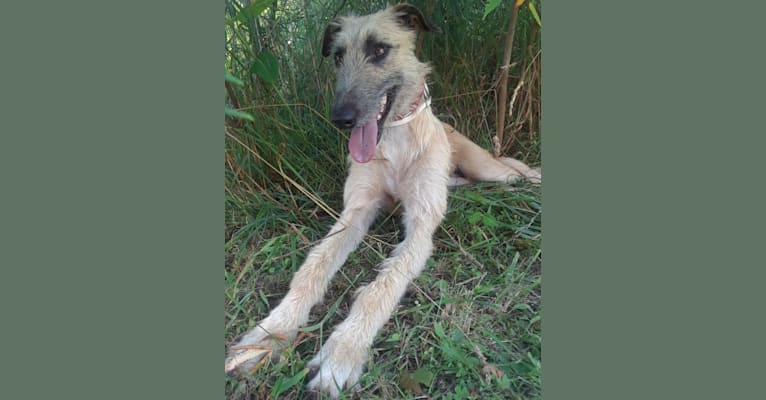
[373,46,388,62]
[364,38,390,64]
[333,48,345,67]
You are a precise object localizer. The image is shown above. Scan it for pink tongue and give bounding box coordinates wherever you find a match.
[348,119,378,163]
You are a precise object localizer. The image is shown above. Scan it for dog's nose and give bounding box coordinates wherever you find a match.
[331,104,357,129]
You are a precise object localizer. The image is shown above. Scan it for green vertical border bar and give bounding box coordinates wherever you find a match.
[0,1,221,399]
[544,1,766,399]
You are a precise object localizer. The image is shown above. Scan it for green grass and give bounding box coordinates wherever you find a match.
[225,182,541,399]
[225,1,542,398]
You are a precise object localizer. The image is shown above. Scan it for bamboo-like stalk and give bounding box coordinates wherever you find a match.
[494,1,522,157]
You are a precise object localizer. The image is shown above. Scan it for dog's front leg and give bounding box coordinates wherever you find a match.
[306,183,448,397]
[225,183,383,375]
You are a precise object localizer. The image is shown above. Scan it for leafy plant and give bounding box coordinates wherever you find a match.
[224,1,542,398]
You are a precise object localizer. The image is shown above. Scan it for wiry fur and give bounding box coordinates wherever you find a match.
[225,4,541,398]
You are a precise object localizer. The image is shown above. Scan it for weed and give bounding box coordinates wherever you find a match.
[225,1,542,398]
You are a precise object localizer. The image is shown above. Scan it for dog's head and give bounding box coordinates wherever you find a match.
[322,4,441,163]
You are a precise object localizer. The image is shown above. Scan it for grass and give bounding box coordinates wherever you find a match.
[225,1,542,398]
[225,180,542,399]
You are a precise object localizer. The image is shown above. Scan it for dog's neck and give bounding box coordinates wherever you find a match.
[384,83,431,128]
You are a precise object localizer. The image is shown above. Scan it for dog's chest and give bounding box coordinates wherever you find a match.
[379,155,412,200]
[376,126,450,201]
[377,129,419,196]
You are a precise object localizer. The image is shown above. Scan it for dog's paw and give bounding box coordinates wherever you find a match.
[224,320,296,376]
[525,168,541,184]
[447,176,472,187]
[305,332,368,398]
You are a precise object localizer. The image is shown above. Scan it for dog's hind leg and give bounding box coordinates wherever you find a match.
[445,123,540,184]
[498,157,541,183]
[225,176,384,375]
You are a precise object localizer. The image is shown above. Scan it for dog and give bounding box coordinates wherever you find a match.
[225,4,541,397]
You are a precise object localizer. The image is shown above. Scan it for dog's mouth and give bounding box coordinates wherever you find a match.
[348,87,397,163]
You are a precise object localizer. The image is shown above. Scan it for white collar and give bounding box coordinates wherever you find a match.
[384,83,432,128]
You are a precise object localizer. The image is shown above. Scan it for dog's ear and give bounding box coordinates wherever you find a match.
[322,18,342,57]
[393,3,442,33]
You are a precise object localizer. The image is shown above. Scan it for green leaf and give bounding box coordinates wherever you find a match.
[399,372,423,395]
[411,367,434,385]
[433,322,446,338]
[510,360,532,374]
[528,1,542,27]
[225,107,254,121]
[468,211,483,224]
[225,71,244,86]
[236,0,276,23]
[482,213,499,227]
[271,368,309,397]
[464,191,486,203]
[483,0,503,19]
[251,50,279,84]
[512,303,532,312]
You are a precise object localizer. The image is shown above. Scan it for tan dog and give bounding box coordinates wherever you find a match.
[225,4,540,397]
